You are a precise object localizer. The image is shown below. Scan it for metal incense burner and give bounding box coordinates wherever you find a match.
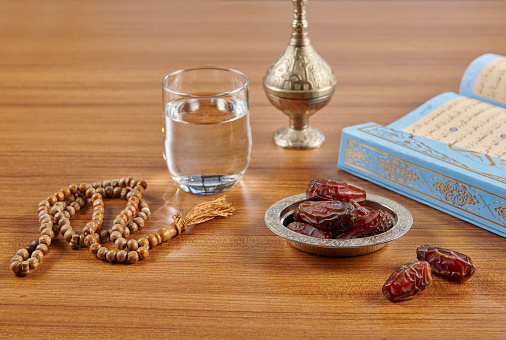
[263,0,337,149]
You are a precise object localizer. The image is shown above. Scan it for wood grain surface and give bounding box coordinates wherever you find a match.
[1,0,505,338]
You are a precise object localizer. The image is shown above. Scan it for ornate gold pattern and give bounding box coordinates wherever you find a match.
[342,138,506,235]
[495,206,506,219]
[378,158,419,184]
[433,180,479,207]
[360,124,506,185]
[345,141,366,163]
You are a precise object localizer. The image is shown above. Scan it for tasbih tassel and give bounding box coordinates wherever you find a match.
[147,196,234,249]
[177,196,235,233]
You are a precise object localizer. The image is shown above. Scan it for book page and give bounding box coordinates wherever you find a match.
[473,57,506,104]
[402,96,506,160]
[388,92,459,131]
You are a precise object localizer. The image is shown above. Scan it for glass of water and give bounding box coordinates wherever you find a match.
[162,67,252,195]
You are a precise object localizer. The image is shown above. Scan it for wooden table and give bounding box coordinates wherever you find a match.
[1,0,505,338]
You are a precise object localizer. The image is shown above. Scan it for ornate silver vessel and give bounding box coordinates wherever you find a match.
[263,0,337,149]
[264,193,413,257]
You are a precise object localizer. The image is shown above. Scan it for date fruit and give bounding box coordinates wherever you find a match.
[338,210,393,239]
[294,200,355,233]
[287,221,333,239]
[416,245,476,281]
[306,179,366,205]
[382,261,433,302]
[350,201,370,219]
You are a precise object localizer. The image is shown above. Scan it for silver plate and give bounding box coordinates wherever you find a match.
[264,193,413,257]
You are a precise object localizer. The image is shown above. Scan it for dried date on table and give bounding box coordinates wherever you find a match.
[338,210,393,239]
[382,261,433,302]
[294,200,355,233]
[306,179,366,205]
[287,221,333,239]
[416,245,476,281]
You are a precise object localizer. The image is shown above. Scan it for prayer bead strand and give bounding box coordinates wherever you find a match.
[10,178,163,276]
[11,180,234,276]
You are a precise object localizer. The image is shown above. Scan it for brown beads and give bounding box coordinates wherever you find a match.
[159,226,178,242]
[138,180,147,190]
[69,234,80,249]
[122,227,130,238]
[127,239,138,251]
[16,249,29,260]
[133,217,145,229]
[41,228,55,240]
[28,257,39,270]
[20,261,30,276]
[97,247,108,260]
[61,187,71,198]
[60,224,73,237]
[127,221,138,233]
[78,183,87,194]
[10,261,21,274]
[146,233,160,249]
[106,249,117,263]
[35,243,48,255]
[47,195,57,205]
[85,187,95,199]
[113,186,122,198]
[127,251,139,264]
[99,230,110,243]
[116,250,128,263]
[25,240,39,254]
[138,237,149,249]
[110,231,122,243]
[78,234,86,247]
[11,178,153,276]
[11,243,45,276]
[111,224,124,235]
[114,238,126,250]
[11,255,24,264]
[84,234,99,247]
[89,243,101,255]
[64,229,75,242]
[69,184,78,194]
[31,250,43,262]
[55,191,65,202]
[137,247,149,260]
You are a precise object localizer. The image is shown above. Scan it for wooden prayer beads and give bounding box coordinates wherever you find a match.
[11,179,235,277]
[11,178,153,276]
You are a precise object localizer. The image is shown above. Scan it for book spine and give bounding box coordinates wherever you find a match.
[338,123,506,238]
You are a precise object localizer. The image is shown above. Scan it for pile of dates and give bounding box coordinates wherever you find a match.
[287,179,393,239]
[382,245,476,302]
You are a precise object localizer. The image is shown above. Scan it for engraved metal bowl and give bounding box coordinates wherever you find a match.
[264,193,413,257]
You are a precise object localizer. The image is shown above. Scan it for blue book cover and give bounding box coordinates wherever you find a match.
[338,54,506,238]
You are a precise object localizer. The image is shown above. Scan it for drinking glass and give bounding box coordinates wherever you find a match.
[162,67,252,195]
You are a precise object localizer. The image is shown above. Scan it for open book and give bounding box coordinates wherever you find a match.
[390,53,506,160]
[338,54,506,237]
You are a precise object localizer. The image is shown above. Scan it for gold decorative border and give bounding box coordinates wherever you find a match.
[344,139,506,230]
[358,124,506,185]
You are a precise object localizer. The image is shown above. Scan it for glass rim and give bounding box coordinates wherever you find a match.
[162,66,249,98]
